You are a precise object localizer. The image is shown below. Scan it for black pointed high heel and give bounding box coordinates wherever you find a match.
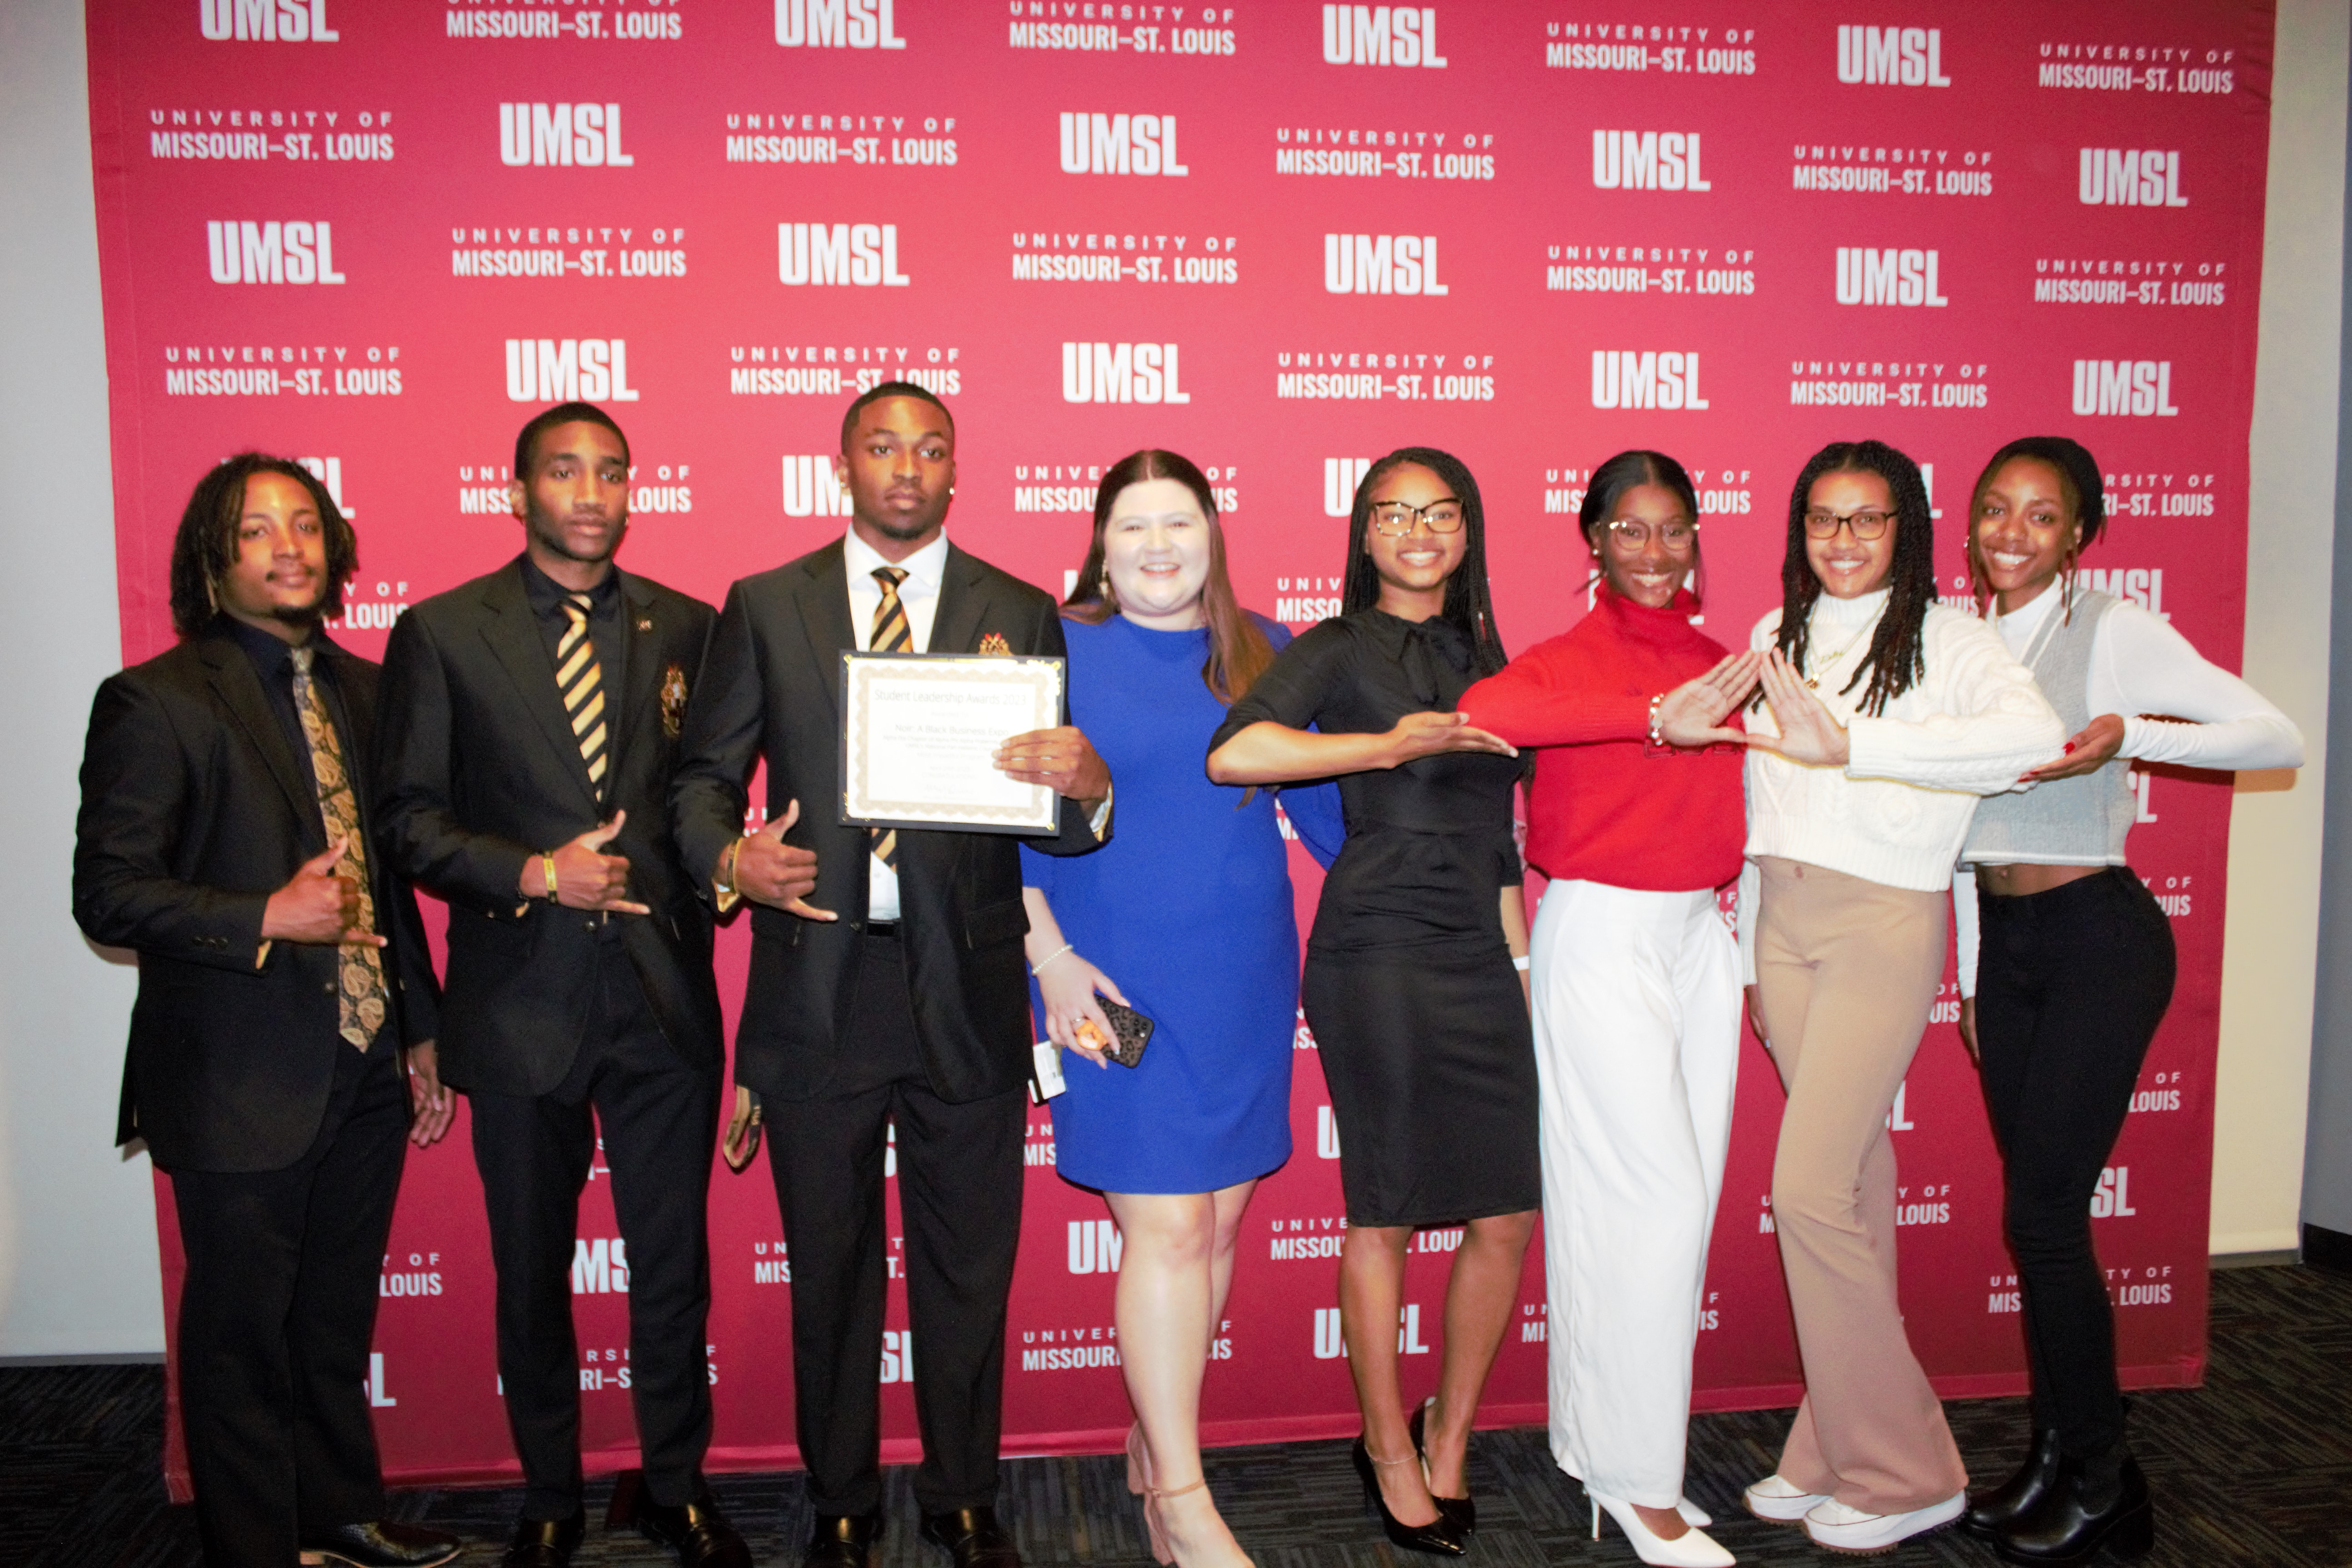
[1408,1398,1476,1534]
[1351,1436,1466,1557]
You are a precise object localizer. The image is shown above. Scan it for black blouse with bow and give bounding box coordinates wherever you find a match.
[1211,608,1523,958]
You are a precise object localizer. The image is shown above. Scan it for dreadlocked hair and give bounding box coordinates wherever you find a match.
[1340,446,1509,678]
[168,453,358,639]
[1770,439,1937,717]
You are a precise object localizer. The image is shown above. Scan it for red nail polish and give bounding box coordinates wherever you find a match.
[2063,742,2076,753]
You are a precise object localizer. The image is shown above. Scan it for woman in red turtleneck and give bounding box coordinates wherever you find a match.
[1459,451,1756,1568]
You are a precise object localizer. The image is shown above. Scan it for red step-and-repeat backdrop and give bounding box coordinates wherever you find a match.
[84,0,2274,1491]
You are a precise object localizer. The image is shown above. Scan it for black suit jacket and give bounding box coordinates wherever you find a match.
[670,539,1108,1105]
[373,559,722,1098]
[73,624,440,1174]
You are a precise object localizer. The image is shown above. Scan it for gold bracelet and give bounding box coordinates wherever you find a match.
[721,838,744,894]
[542,853,559,898]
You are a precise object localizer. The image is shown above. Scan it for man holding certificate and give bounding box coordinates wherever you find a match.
[671,383,1111,1568]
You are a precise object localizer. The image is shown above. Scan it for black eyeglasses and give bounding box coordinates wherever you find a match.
[1368,499,1465,535]
[1803,508,1895,541]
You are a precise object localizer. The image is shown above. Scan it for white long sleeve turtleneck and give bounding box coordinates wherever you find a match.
[1735,590,2063,980]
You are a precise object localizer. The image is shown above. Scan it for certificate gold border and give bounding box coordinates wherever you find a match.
[839,652,1065,833]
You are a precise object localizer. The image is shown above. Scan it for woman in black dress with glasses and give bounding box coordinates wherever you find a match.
[1209,447,1536,1559]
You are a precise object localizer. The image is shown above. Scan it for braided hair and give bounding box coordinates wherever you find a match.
[1772,439,1937,717]
[1966,436,2106,622]
[1340,446,1509,677]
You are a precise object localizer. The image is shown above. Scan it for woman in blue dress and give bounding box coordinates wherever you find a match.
[1021,449,1340,1568]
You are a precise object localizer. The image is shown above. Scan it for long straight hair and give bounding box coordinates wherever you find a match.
[1340,446,1508,678]
[1580,448,1706,606]
[1772,439,1937,716]
[1062,449,1274,703]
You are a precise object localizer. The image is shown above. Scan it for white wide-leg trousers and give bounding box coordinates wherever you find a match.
[1531,878,1741,1508]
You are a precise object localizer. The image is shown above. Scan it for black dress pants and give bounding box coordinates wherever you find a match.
[469,939,719,1519]
[765,928,1027,1517]
[1975,866,2176,1458]
[169,1029,406,1568]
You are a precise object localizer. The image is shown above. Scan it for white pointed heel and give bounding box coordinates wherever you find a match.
[1589,1491,1737,1567]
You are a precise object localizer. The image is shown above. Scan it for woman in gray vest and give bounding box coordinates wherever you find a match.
[1954,436,2302,1565]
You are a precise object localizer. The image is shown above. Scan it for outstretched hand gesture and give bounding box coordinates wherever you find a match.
[733,799,832,920]
[1655,651,1763,749]
[1742,650,1852,767]
[549,811,650,914]
[262,839,386,946]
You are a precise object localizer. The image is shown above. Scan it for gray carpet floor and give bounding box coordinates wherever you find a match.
[5,1264,2345,1568]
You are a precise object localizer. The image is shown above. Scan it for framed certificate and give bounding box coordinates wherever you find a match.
[840,652,1067,833]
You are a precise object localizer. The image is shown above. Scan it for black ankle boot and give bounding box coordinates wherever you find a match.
[1995,1446,2152,1564]
[1963,1427,2062,1539]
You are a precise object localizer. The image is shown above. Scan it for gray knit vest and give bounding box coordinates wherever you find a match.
[1963,588,2134,864]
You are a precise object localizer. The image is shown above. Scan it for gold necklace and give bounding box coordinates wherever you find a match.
[1803,605,1885,691]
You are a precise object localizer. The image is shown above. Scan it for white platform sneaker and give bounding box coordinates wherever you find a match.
[1742,1474,1830,1524]
[1802,1492,1966,1555]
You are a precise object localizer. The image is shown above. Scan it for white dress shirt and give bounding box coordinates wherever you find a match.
[843,527,951,921]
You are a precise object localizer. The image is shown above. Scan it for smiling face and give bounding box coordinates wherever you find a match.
[1102,476,1212,630]
[841,393,955,554]
[1362,462,1467,609]
[513,419,630,574]
[217,470,331,638]
[1972,456,2080,613]
[1592,481,1697,609]
[1803,468,1899,599]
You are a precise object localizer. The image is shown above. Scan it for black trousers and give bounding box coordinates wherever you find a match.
[169,1030,406,1568]
[1975,866,2176,1458]
[766,929,1026,1517]
[470,939,719,1519]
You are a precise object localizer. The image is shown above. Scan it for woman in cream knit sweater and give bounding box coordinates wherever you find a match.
[1705,440,2062,1556]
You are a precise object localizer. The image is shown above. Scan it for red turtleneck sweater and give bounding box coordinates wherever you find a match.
[1459,587,1746,892]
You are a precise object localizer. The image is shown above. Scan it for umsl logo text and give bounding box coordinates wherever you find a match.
[779,224,910,286]
[1062,343,1190,404]
[777,0,906,48]
[208,220,343,284]
[1591,351,1708,410]
[200,0,337,41]
[2072,361,2179,417]
[1060,114,1187,176]
[782,455,852,517]
[2081,150,2189,207]
[501,104,632,167]
[572,1238,627,1293]
[1592,132,1710,191]
[1323,6,1445,66]
[1837,25,1950,85]
[1324,235,1447,295]
[505,339,641,402]
[1835,248,1947,306]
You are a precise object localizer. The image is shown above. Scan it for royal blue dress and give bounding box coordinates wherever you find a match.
[1023,612,1342,1195]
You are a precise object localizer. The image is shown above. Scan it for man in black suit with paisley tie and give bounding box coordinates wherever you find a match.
[375,404,758,1568]
[671,384,1111,1568]
[74,454,461,1568]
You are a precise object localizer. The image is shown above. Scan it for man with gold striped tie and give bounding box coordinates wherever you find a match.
[672,383,1111,1568]
[377,404,763,1568]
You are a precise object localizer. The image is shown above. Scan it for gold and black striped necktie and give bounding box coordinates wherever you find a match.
[557,592,609,798]
[868,566,911,868]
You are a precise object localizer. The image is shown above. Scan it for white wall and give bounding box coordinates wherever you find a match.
[0,0,2338,1357]
[2213,0,2348,1258]
[0,0,162,1357]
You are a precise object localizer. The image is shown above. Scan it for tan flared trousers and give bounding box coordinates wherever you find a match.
[1754,857,1969,1514]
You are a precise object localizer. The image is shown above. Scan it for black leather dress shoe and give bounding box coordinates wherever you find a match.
[1996,1449,2153,1564]
[1964,1427,2062,1539]
[500,1511,586,1568]
[302,1520,463,1568]
[918,1506,1021,1568]
[804,1510,884,1568]
[632,1490,755,1568]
